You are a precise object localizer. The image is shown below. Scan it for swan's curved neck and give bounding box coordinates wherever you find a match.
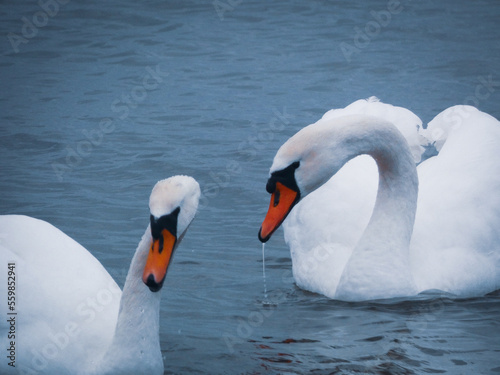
[361,126,419,250]
[95,226,163,374]
[325,119,419,299]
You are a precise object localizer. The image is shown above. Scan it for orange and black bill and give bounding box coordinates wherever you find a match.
[143,207,180,292]
[142,228,177,292]
[258,181,300,243]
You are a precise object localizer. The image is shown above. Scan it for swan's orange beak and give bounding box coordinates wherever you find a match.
[142,229,177,292]
[258,182,299,243]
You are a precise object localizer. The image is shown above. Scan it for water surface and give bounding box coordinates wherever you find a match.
[1,0,500,373]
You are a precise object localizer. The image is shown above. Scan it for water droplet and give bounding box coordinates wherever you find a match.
[262,243,269,303]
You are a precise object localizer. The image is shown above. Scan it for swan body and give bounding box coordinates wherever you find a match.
[258,100,500,301]
[281,98,428,299]
[0,176,200,374]
[411,107,500,296]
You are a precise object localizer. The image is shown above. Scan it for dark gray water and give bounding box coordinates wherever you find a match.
[1,0,500,374]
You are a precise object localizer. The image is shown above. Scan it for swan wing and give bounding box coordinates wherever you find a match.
[420,105,478,151]
[0,215,120,374]
[412,107,500,296]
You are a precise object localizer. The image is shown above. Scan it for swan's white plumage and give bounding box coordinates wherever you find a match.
[411,106,500,296]
[321,96,428,163]
[0,215,120,374]
[276,100,500,301]
[420,104,478,152]
[0,176,200,374]
[282,99,427,299]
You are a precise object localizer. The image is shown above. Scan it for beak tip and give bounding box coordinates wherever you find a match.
[143,273,164,293]
[258,227,271,243]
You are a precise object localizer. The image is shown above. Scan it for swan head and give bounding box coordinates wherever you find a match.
[258,118,343,242]
[142,176,200,292]
[258,115,397,242]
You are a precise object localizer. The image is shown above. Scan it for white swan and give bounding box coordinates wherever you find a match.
[258,102,500,301]
[269,98,428,299]
[0,176,200,374]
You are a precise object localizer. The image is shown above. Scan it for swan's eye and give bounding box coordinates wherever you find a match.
[273,189,280,207]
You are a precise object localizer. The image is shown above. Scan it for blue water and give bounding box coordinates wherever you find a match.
[1,0,500,373]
